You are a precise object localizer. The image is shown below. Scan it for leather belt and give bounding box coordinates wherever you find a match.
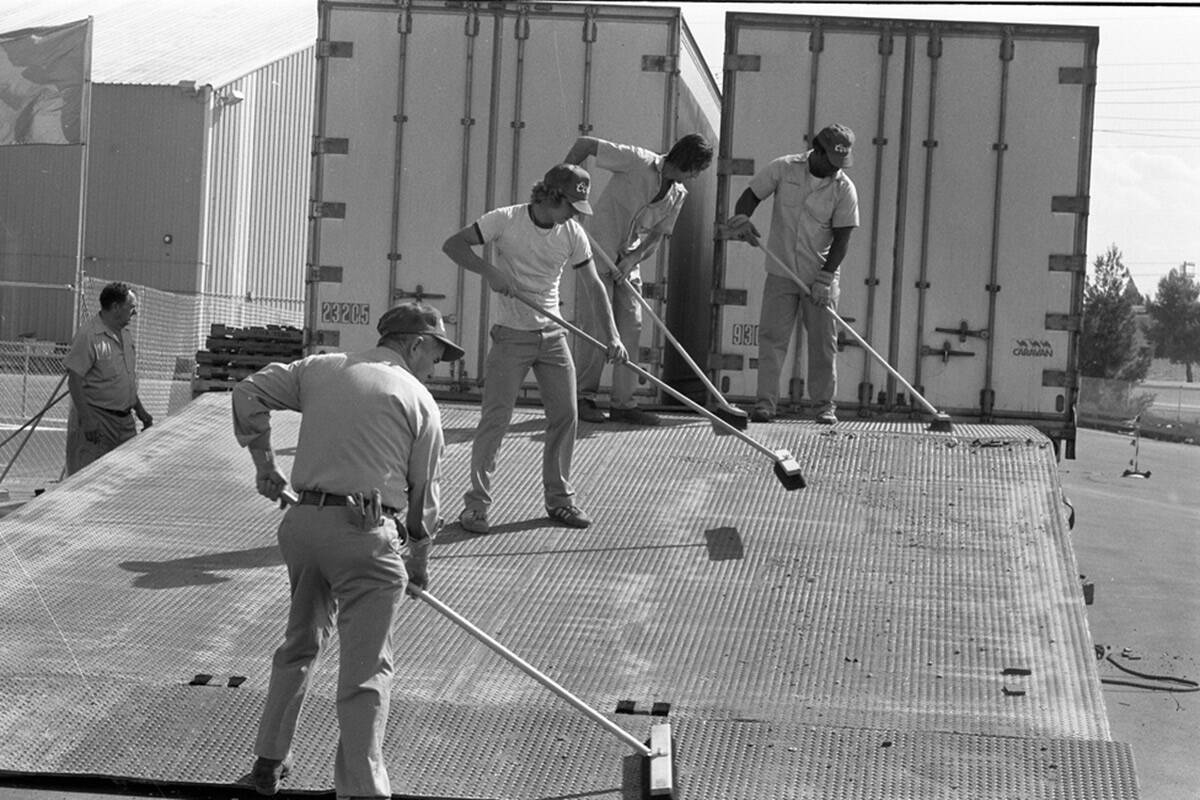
[295,489,399,516]
[91,405,132,416]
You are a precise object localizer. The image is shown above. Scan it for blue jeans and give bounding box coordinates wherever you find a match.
[756,271,839,413]
[466,325,578,513]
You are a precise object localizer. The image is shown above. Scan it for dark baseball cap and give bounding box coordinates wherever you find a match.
[543,163,593,215]
[376,301,465,362]
[815,123,855,168]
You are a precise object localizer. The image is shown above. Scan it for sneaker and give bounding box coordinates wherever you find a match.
[608,406,660,426]
[578,399,607,423]
[250,756,291,796]
[458,508,491,535]
[750,406,774,423]
[547,504,592,528]
[815,406,838,425]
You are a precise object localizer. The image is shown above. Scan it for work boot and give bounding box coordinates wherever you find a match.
[815,405,838,425]
[750,403,774,423]
[458,508,491,535]
[250,755,291,796]
[608,406,660,426]
[578,398,607,423]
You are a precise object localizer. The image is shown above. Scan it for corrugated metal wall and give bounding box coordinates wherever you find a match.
[84,84,207,294]
[204,47,313,312]
[0,144,82,341]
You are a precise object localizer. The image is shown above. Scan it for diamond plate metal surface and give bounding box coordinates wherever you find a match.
[0,394,1137,798]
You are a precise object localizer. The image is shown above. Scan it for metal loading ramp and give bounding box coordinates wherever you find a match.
[0,393,1137,799]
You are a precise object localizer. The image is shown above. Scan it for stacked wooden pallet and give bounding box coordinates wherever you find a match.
[192,324,304,393]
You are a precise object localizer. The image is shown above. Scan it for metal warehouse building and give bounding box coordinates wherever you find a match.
[0,0,317,344]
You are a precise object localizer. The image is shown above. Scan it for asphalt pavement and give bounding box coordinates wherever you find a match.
[1060,427,1200,800]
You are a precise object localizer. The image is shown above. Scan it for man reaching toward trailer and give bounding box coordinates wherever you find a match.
[232,300,462,798]
[726,123,860,425]
[443,163,625,535]
[564,133,714,425]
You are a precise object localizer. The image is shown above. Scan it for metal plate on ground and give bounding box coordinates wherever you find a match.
[0,394,1135,798]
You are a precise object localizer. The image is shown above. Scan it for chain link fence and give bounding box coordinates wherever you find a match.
[1,277,301,502]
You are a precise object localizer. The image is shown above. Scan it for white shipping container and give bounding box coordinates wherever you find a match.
[712,13,1096,456]
[306,0,719,402]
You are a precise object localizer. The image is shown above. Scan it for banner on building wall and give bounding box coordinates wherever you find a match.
[0,18,92,145]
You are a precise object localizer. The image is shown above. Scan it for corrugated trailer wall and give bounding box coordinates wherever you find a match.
[713,13,1095,454]
[205,47,314,313]
[0,144,82,342]
[307,0,719,400]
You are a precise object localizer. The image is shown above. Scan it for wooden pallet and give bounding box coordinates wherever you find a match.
[193,324,304,394]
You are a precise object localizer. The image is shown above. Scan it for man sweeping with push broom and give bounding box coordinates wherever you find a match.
[563,133,716,426]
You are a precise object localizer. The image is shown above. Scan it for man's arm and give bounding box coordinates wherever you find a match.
[66,371,100,442]
[231,362,304,500]
[811,227,854,307]
[563,136,601,166]
[132,396,153,430]
[402,403,444,592]
[443,225,514,295]
[726,188,763,242]
[576,259,627,361]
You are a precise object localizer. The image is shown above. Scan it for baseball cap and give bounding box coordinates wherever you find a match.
[376,301,465,362]
[543,163,593,215]
[814,124,855,168]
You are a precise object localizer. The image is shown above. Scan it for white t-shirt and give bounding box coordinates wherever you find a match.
[475,204,592,330]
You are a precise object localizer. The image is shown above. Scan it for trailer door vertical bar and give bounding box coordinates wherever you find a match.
[982,29,1015,423]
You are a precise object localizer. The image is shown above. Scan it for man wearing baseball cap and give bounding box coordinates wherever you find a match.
[232,299,458,798]
[726,123,860,425]
[443,163,625,535]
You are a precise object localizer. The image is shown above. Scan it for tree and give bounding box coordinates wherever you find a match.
[1079,244,1152,381]
[1145,265,1200,382]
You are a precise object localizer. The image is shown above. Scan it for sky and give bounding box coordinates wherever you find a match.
[667,2,1200,300]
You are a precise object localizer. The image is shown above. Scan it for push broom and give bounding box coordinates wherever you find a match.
[754,240,955,432]
[584,231,749,434]
[509,291,805,490]
[276,490,676,797]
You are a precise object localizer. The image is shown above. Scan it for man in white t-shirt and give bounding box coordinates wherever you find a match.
[564,133,714,425]
[442,164,625,534]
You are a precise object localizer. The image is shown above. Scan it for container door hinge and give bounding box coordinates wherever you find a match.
[1042,370,1075,388]
[1045,313,1080,332]
[393,284,447,302]
[712,288,747,306]
[642,55,678,73]
[1059,66,1096,85]
[313,136,349,155]
[717,158,755,176]
[308,265,343,284]
[316,40,354,59]
[934,320,989,342]
[723,53,761,72]
[312,329,341,347]
[708,352,744,371]
[1048,254,1086,273]
[1052,195,1090,214]
[921,342,976,363]
[310,201,346,219]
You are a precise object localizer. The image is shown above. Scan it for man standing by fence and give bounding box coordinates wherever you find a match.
[64,281,153,475]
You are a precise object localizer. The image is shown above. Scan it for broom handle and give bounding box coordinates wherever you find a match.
[755,241,942,417]
[412,587,655,757]
[585,232,734,408]
[509,290,779,460]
